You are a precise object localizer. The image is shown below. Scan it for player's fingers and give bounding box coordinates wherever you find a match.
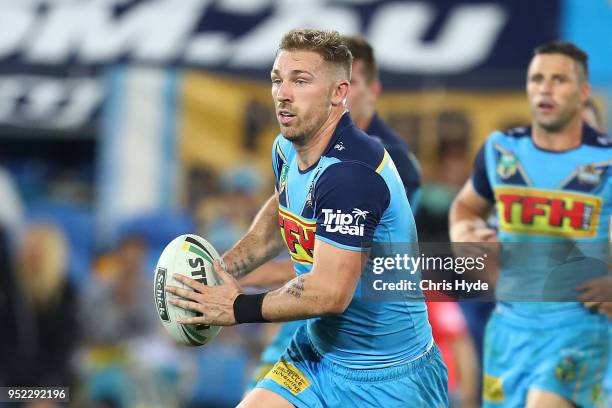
[466,243,493,258]
[165,285,202,301]
[472,228,497,241]
[598,303,612,317]
[578,289,598,302]
[582,301,601,309]
[168,297,202,314]
[213,260,233,284]
[173,273,206,291]
[576,284,610,300]
[576,281,594,292]
[176,315,207,324]
[579,275,610,287]
[452,241,476,256]
[487,233,500,240]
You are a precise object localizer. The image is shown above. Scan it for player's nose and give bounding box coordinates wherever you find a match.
[275,81,292,102]
[538,78,554,94]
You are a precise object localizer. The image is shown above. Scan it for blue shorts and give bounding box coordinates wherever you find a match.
[246,321,305,390]
[483,309,609,408]
[257,325,448,407]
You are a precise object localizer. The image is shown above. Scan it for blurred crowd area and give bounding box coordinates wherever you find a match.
[0,159,273,407]
[0,0,610,407]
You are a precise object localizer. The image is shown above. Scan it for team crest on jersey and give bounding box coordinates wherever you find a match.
[304,183,314,209]
[321,208,368,236]
[278,207,315,264]
[495,186,602,238]
[576,164,603,187]
[279,164,289,193]
[496,152,518,179]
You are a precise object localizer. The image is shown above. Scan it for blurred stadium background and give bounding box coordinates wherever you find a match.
[0,0,610,407]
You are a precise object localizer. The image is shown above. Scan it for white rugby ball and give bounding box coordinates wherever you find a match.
[153,234,222,346]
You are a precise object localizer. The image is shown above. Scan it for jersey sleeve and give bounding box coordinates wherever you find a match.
[470,143,494,202]
[314,162,390,251]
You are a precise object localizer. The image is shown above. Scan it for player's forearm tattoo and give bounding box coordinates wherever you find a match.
[228,254,257,279]
[223,196,283,279]
[285,276,305,299]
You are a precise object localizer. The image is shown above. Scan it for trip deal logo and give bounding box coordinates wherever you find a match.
[494,186,602,238]
[321,208,369,236]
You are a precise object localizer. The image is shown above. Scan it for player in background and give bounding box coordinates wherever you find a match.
[167,29,447,407]
[577,98,612,408]
[239,34,426,392]
[343,35,421,207]
[577,98,612,317]
[449,41,611,407]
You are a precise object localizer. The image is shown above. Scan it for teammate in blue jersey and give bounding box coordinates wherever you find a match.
[242,34,423,392]
[578,98,612,408]
[166,29,447,407]
[449,41,611,408]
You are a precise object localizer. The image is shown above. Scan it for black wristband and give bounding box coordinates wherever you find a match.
[233,293,270,323]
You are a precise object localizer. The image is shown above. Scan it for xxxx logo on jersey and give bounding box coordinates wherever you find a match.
[495,186,602,238]
[278,207,315,264]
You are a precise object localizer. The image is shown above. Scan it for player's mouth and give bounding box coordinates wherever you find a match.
[278,110,296,126]
[536,101,556,113]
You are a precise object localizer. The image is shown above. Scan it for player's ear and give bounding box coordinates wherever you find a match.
[331,79,350,106]
[580,81,591,105]
[370,79,382,100]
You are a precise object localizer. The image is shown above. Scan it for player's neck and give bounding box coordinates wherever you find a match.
[531,116,583,151]
[354,110,375,131]
[295,107,346,171]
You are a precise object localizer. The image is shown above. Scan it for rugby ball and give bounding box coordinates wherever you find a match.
[154,234,222,346]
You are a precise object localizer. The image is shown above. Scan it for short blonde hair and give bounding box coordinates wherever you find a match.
[279,29,353,79]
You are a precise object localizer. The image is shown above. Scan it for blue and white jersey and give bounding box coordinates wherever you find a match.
[472,124,612,318]
[272,112,432,369]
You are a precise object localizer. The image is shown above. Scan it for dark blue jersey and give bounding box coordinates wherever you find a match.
[366,113,421,209]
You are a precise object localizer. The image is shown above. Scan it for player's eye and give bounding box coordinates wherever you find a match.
[271,78,282,84]
[295,79,307,85]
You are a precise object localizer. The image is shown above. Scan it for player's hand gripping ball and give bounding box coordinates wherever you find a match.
[153,234,222,346]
